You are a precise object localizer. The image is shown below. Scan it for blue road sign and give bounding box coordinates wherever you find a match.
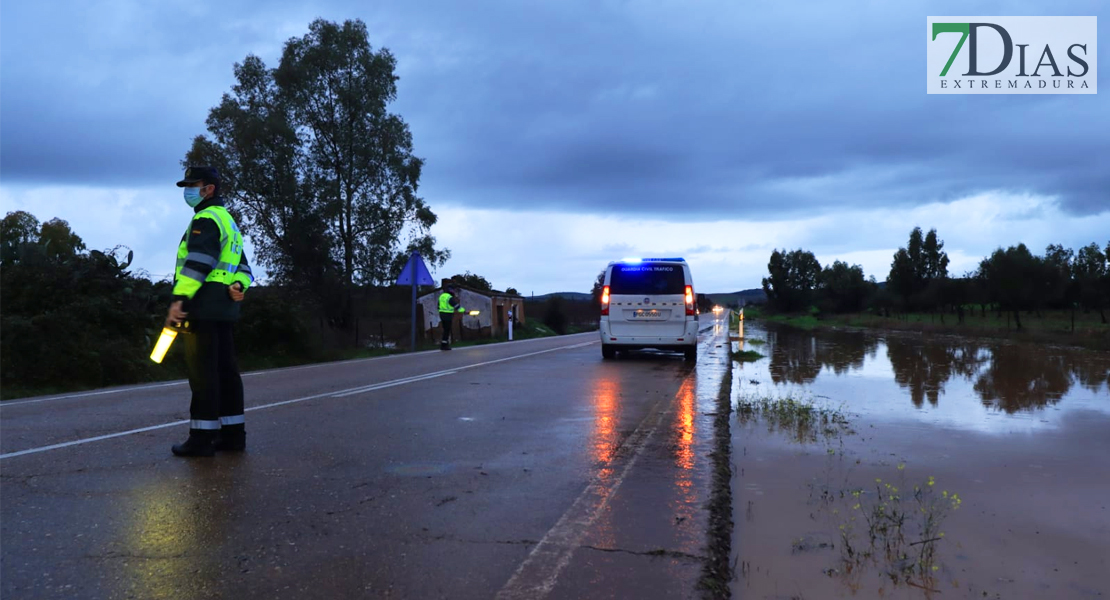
[397,252,435,352]
[396,252,435,286]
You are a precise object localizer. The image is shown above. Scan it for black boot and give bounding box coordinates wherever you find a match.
[440,342,451,351]
[213,424,246,452]
[172,429,217,457]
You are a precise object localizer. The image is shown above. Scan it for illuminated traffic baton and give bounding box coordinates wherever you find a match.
[468,310,480,316]
[149,327,179,364]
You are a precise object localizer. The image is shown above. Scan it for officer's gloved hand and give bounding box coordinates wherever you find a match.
[165,300,188,328]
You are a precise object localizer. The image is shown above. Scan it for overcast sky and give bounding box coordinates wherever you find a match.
[2,0,1107,295]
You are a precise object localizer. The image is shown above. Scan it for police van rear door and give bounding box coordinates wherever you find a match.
[607,261,687,337]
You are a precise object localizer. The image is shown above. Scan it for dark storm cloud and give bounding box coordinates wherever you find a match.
[2,0,1107,216]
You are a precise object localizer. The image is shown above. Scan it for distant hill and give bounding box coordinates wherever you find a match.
[530,291,593,301]
[705,289,767,307]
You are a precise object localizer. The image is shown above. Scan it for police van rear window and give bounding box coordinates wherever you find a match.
[609,264,685,295]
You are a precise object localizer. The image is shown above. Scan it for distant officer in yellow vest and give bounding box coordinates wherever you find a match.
[438,284,465,350]
[165,166,254,457]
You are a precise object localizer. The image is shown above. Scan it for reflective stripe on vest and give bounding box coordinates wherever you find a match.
[175,206,244,290]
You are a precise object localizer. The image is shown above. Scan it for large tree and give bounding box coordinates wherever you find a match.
[1073,242,1108,323]
[817,260,871,313]
[762,248,822,312]
[187,18,448,298]
[1042,243,1075,310]
[977,243,1040,330]
[451,271,493,292]
[591,270,605,306]
[922,228,949,280]
[1,211,40,266]
[887,226,949,310]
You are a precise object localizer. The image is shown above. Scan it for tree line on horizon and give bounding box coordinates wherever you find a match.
[760,227,1110,330]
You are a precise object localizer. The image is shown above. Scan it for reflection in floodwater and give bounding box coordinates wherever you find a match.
[768,329,880,385]
[763,323,1110,413]
[973,345,1072,413]
[888,341,989,408]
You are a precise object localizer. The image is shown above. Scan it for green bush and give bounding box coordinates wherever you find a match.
[234,288,322,365]
[1,235,171,398]
[543,297,569,335]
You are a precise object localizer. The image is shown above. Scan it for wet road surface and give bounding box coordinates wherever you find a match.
[730,322,1110,599]
[2,322,731,599]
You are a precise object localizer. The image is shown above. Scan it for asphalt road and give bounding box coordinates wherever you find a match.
[1,319,732,600]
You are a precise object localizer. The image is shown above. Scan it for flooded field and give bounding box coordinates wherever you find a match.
[730,322,1110,599]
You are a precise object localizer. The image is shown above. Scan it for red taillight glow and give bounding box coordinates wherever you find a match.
[685,285,694,316]
[601,285,610,316]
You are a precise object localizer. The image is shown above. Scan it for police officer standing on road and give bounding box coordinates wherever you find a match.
[166,166,255,457]
[438,284,465,351]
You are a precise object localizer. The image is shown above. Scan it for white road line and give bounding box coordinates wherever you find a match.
[0,333,597,409]
[0,420,191,460]
[332,341,595,399]
[0,340,597,460]
[331,372,458,398]
[495,379,688,600]
[0,381,188,407]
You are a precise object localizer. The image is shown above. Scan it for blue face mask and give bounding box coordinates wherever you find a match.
[183,187,204,207]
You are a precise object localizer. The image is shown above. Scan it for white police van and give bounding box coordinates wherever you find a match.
[599,258,698,361]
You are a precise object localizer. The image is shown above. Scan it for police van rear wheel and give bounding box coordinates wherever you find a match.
[684,346,697,362]
[602,344,616,359]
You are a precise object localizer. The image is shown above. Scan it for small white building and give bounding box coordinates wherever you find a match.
[417,285,526,340]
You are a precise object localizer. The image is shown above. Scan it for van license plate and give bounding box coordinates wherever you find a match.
[634,309,663,318]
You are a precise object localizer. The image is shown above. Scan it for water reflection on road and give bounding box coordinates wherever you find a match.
[590,377,621,478]
[762,324,1110,419]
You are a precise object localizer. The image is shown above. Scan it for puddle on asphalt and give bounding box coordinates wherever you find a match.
[731,323,1110,599]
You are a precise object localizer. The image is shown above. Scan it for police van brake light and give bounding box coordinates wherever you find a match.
[685,285,695,316]
[601,285,610,316]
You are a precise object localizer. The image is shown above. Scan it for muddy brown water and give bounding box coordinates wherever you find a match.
[731,322,1110,600]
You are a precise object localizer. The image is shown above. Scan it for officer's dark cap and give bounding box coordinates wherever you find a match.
[176,166,220,187]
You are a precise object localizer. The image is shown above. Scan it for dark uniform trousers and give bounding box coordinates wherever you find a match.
[184,320,244,428]
[440,312,455,345]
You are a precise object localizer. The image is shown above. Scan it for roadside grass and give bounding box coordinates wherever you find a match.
[428,320,566,349]
[735,395,853,444]
[743,305,820,329]
[731,349,765,362]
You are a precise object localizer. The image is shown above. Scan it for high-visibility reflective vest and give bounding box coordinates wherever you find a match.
[173,206,245,298]
[439,292,463,313]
